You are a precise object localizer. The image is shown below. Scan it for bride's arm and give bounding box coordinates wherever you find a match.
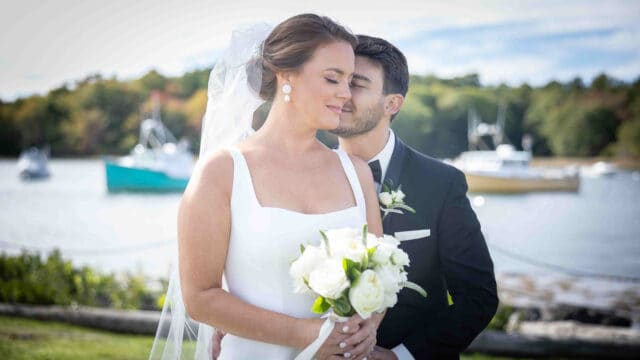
[177,150,321,349]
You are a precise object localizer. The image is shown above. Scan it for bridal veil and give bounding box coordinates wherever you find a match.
[149,23,271,360]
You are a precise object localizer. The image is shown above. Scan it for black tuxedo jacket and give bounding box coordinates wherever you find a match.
[376,137,498,359]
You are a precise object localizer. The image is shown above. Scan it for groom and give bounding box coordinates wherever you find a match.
[332,35,499,359]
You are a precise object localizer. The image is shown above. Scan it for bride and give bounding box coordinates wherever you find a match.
[150,14,384,360]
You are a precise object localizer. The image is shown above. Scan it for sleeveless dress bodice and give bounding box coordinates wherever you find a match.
[219,148,368,359]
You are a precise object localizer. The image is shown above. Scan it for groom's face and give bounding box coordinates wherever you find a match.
[331,56,386,138]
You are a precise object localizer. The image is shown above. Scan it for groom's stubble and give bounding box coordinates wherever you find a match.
[331,98,385,138]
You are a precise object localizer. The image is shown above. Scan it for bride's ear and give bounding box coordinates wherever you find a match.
[276,72,294,87]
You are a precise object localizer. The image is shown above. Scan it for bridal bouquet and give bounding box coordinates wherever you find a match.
[289,225,426,319]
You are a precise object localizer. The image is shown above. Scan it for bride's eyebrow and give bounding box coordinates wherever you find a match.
[324,68,347,76]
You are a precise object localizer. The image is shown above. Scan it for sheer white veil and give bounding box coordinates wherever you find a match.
[149,23,271,360]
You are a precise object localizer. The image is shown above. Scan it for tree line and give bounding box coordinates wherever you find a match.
[1,69,638,159]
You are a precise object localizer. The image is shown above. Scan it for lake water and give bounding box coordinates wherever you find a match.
[1,159,639,285]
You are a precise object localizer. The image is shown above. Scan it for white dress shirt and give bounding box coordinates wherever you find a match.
[367,129,396,192]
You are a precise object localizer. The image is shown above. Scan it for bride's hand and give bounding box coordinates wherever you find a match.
[312,316,362,360]
[340,312,385,360]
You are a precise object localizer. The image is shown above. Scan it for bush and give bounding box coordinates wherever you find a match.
[0,250,163,310]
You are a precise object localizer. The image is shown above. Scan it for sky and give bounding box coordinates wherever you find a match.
[1,0,639,101]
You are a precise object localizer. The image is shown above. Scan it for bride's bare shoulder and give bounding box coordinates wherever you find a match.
[347,154,374,181]
[184,149,234,201]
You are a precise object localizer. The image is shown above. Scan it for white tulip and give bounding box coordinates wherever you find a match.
[308,259,350,300]
[378,192,393,207]
[392,189,405,202]
[349,270,385,319]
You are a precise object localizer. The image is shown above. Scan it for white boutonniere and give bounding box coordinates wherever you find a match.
[379,183,416,220]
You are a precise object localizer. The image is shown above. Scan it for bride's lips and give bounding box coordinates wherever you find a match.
[326,105,343,115]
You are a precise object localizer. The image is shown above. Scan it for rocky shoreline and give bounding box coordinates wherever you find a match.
[496,273,640,331]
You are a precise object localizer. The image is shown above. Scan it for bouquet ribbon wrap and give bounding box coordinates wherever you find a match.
[295,312,349,360]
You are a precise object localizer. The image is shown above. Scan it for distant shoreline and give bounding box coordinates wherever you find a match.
[530,157,640,170]
[3,156,640,169]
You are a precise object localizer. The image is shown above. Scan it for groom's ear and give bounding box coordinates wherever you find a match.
[384,94,405,117]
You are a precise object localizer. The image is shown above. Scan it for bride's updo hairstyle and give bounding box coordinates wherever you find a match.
[252,14,357,101]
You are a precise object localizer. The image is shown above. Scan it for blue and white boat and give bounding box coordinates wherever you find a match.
[18,146,51,180]
[104,117,194,193]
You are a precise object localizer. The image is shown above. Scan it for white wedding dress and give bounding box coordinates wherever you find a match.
[219,147,367,359]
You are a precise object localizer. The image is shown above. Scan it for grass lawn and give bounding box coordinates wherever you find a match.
[0,315,155,360]
[1,315,527,359]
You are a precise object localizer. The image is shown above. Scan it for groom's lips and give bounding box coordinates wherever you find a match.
[326,105,343,115]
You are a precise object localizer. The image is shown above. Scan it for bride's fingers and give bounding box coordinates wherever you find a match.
[340,317,363,335]
[341,317,375,349]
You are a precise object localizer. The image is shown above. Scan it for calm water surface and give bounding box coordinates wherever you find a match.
[1,159,639,281]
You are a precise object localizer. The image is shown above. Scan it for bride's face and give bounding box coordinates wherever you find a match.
[286,40,355,130]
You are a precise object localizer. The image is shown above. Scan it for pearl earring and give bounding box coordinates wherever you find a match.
[282,83,291,102]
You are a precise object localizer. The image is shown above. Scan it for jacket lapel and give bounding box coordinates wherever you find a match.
[381,137,407,232]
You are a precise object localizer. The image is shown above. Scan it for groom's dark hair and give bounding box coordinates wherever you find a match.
[355,35,409,99]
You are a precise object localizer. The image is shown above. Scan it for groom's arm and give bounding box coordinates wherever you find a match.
[403,170,498,358]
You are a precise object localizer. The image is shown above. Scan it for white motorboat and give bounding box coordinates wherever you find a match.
[454,144,580,193]
[17,146,50,180]
[453,106,580,193]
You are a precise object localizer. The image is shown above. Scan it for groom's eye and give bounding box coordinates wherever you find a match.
[325,78,339,84]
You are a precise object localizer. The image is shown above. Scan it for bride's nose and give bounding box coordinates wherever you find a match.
[336,80,351,101]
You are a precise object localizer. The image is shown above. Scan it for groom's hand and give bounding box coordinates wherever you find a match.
[210,329,226,360]
[315,316,363,360]
[338,313,382,360]
[369,346,398,360]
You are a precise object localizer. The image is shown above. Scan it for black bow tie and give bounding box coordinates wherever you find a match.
[368,160,382,184]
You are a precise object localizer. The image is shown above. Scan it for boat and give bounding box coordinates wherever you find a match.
[455,144,580,193]
[581,161,618,178]
[453,105,580,193]
[104,105,194,192]
[17,146,51,180]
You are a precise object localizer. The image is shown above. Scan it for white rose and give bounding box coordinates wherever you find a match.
[392,189,405,202]
[379,234,400,246]
[325,228,367,263]
[378,192,393,207]
[308,259,350,300]
[290,245,327,293]
[348,269,385,319]
[375,265,402,295]
[391,248,410,267]
[382,291,398,308]
[371,242,395,265]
